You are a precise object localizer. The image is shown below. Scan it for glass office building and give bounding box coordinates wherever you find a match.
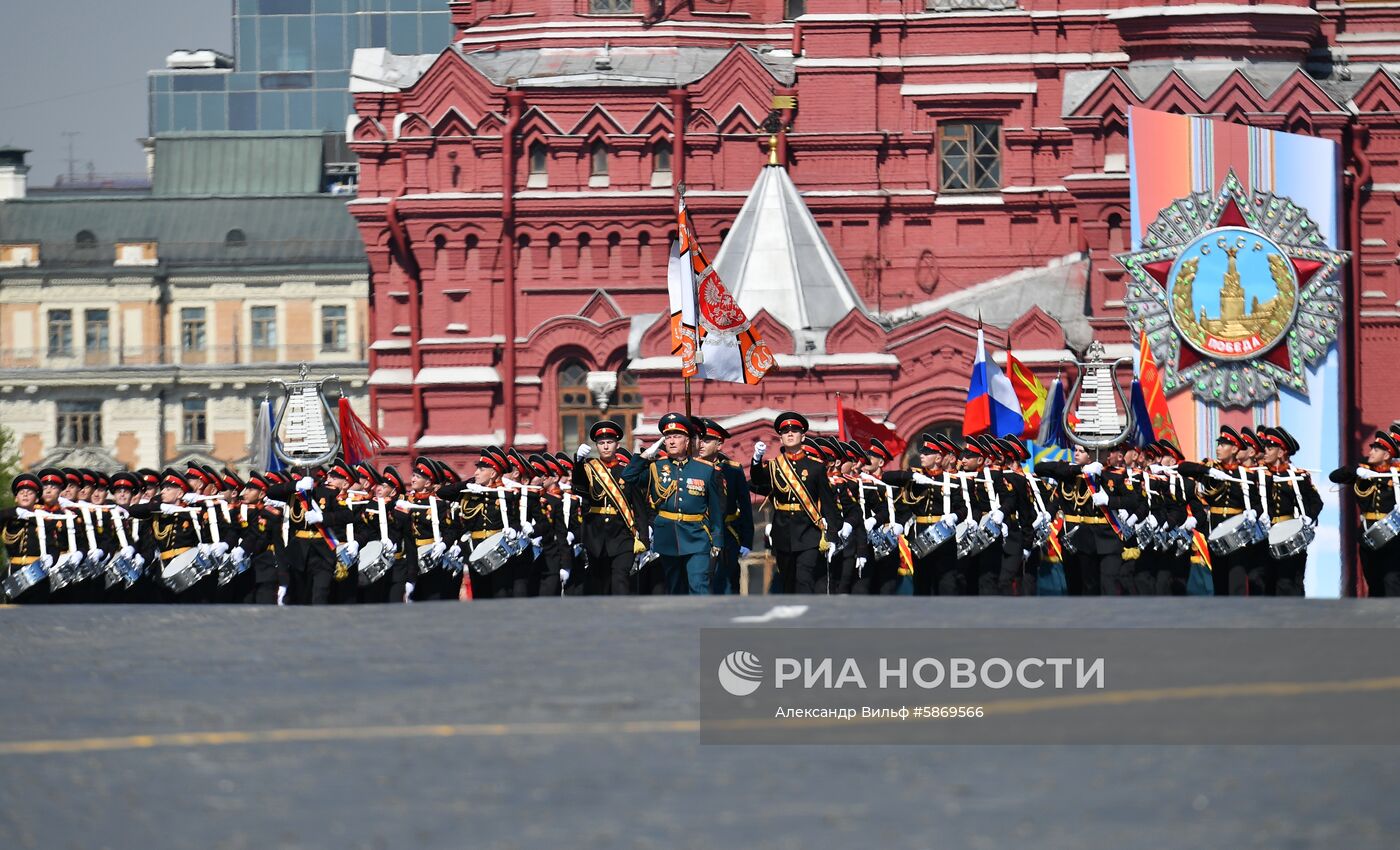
[148,0,454,135]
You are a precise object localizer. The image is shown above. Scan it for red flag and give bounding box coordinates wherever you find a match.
[1138,330,1178,445]
[838,403,906,459]
[1006,351,1049,439]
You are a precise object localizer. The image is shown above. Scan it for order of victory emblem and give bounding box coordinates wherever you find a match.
[1117,170,1349,408]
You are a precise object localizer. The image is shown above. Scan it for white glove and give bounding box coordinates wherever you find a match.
[889,522,905,536]
[530,537,543,548]
[642,439,663,460]
[1243,509,1258,523]
[912,472,936,486]
[752,440,767,463]
[1143,514,1158,529]
[133,554,145,569]
[989,510,1004,526]
[59,497,78,508]
[160,503,183,514]
[825,543,837,563]
[86,547,104,563]
[341,541,359,560]
[229,546,245,563]
[560,568,570,585]
[431,542,447,558]
[404,582,415,603]
[197,543,213,557]
[14,507,34,519]
[1148,464,1167,474]
[1092,490,1109,507]
[448,544,462,560]
[1117,509,1130,524]
[303,507,324,525]
[463,483,491,494]
[998,523,1008,537]
[1357,467,1381,480]
[838,522,852,541]
[1082,461,1104,477]
[1183,516,1198,531]
[520,520,536,536]
[1022,549,1031,560]
[504,527,521,540]
[276,585,288,605]
[1209,467,1234,481]
[864,516,877,531]
[739,546,751,558]
[62,551,83,568]
[118,545,136,561]
[38,555,54,571]
[296,476,316,492]
[566,531,576,545]
[576,443,593,460]
[181,492,203,504]
[855,557,867,573]
[211,542,230,558]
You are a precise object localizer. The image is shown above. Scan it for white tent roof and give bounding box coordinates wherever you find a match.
[712,164,869,340]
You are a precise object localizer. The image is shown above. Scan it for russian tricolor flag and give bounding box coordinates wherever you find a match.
[963,327,1026,438]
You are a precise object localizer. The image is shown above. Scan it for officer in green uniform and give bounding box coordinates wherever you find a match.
[623,412,723,594]
[695,417,753,594]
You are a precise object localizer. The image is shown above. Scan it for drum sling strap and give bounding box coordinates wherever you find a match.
[774,452,827,539]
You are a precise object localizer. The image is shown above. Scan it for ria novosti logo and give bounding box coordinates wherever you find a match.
[717,650,764,696]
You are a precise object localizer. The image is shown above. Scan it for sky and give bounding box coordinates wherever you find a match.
[0,1,230,186]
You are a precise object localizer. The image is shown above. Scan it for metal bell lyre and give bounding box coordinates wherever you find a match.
[1062,341,1135,452]
[269,362,343,468]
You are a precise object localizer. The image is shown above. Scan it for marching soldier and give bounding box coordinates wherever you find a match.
[849,438,903,596]
[695,418,753,595]
[1035,445,1139,596]
[1259,426,1322,596]
[749,412,844,594]
[2,473,52,603]
[1179,426,1258,596]
[950,438,1008,596]
[126,469,216,603]
[624,412,723,594]
[265,462,354,605]
[403,457,454,601]
[229,473,286,604]
[1330,429,1400,596]
[892,434,961,596]
[573,420,646,595]
[347,466,417,603]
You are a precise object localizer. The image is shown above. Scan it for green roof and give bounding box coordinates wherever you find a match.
[0,194,365,269]
[152,133,327,197]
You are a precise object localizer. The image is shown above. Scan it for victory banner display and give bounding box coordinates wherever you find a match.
[1121,108,1349,596]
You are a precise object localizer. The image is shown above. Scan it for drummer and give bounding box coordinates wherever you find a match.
[1,473,52,603]
[1179,426,1254,596]
[439,447,513,599]
[1330,430,1400,596]
[229,472,284,604]
[1260,427,1322,596]
[126,469,216,603]
[348,466,416,604]
[402,456,453,601]
[892,434,960,596]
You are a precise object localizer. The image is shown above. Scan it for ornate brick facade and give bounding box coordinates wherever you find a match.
[348,1,1398,464]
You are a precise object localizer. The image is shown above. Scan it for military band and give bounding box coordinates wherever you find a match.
[2,412,1394,602]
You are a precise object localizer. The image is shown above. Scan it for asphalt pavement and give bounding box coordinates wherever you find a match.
[2,597,1399,850]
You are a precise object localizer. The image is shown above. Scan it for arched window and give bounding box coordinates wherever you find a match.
[589,140,609,186]
[1107,213,1126,255]
[75,230,96,250]
[527,141,547,188]
[225,228,247,248]
[651,140,672,187]
[556,360,643,452]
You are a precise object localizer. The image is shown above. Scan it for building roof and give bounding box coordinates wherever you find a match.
[879,252,1094,349]
[711,163,870,350]
[0,194,365,270]
[1062,59,1363,115]
[351,45,795,92]
[152,132,332,196]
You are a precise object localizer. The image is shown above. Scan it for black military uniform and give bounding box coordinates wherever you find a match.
[1258,427,1322,597]
[892,434,961,596]
[349,467,417,603]
[572,420,646,595]
[1330,430,1400,597]
[265,463,354,605]
[1034,456,1138,595]
[1,474,51,603]
[849,438,904,596]
[228,473,285,604]
[950,439,1010,597]
[1179,426,1257,596]
[127,469,216,603]
[749,412,842,594]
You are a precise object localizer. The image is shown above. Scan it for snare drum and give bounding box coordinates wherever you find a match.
[416,542,440,573]
[1362,508,1400,551]
[955,520,993,559]
[469,531,525,575]
[908,520,955,559]
[631,548,661,575]
[356,540,396,586]
[1268,518,1315,559]
[1208,514,1257,556]
[3,560,49,600]
[46,553,82,592]
[162,549,213,593]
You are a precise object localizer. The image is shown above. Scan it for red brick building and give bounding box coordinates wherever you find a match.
[346,0,1398,464]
